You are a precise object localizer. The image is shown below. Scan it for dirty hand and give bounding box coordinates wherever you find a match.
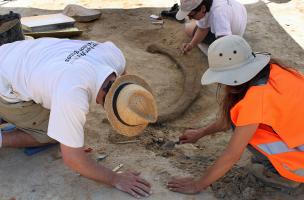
[181,43,194,54]
[167,177,202,194]
[112,171,152,198]
[179,129,202,144]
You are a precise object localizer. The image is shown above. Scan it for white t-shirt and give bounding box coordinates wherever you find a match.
[196,0,247,37]
[0,38,126,148]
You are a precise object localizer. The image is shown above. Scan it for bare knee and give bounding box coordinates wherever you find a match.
[2,130,57,148]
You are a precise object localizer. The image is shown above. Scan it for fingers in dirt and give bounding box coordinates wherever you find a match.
[132,186,150,197]
[179,135,187,140]
[135,182,151,195]
[179,139,188,144]
[168,187,186,193]
[167,182,183,188]
[136,177,151,187]
[128,189,141,199]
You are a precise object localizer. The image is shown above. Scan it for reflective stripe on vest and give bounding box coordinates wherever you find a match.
[257,141,304,179]
[283,164,304,177]
[257,141,304,155]
[230,64,304,182]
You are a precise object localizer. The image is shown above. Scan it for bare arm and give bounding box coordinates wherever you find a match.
[60,144,151,198]
[197,117,230,137]
[190,27,210,47]
[61,144,115,184]
[196,124,258,190]
[169,124,258,193]
[179,117,230,144]
[181,27,210,54]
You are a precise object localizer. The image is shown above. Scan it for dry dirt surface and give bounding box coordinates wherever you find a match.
[0,0,304,200]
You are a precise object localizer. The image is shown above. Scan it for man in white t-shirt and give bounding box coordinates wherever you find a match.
[0,37,157,198]
[176,0,247,54]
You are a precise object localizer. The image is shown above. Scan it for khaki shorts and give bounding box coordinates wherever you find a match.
[0,97,55,143]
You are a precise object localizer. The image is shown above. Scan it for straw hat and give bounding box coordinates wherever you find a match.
[104,75,158,137]
[201,35,271,86]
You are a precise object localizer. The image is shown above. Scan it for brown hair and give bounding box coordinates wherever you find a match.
[218,58,302,127]
[192,0,213,13]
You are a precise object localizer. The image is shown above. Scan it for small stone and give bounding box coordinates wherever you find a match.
[63,4,101,22]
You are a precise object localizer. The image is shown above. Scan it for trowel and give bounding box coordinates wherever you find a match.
[161,140,181,150]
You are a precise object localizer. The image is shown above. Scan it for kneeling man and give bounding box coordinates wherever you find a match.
[0,36,157,198]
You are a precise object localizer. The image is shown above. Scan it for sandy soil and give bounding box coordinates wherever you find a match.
[0,0,304,199]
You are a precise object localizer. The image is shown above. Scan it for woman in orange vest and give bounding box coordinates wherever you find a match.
[167,35,304,194]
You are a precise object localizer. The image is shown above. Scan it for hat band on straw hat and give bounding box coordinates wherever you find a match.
[104,74,157,136]
[112,83,139,127]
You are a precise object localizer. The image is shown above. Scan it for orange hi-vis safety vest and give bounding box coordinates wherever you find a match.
[230,64,304,182]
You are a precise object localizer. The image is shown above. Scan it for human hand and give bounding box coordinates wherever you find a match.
[167,177,202,194]
[112,171,152,198]
[179,129,202,144]
[181,43,194,54]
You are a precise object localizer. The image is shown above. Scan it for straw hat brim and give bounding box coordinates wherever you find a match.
[104,74,153,137]
[201,53,271,86]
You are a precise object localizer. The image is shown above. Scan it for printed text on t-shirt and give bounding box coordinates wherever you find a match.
[65,42,99,63]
